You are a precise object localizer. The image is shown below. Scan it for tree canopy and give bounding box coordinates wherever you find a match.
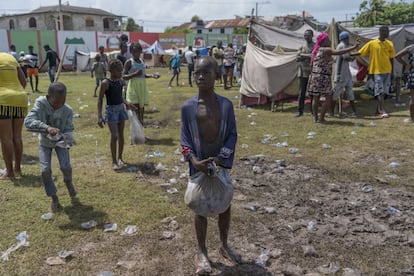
[354,0,414,27]
[124,18,142,32]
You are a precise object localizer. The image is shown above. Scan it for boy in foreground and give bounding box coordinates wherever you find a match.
[181,56,240,274]
[24,82,76,211]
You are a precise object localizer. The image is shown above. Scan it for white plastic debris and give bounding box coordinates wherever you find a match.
[121,225,138,236]
[160,231,176,240]
[289,147,298,154]
[103,223,118,233]
[388,162,400,168]
[41,212,54,220]
[1,231,29,261]
[80,220,97,230]
[166,188,179,194]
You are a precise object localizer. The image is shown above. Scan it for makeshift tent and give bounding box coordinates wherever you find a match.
[74,50,98,72]
[143,40,167,55]
[142,40,167,67]
[240,20,322,106]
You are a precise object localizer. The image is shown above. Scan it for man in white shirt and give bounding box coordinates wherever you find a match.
[185,46,196,87]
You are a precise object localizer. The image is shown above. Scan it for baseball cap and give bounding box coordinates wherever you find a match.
[339,31,350,41]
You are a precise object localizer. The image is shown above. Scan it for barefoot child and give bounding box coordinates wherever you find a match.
[91,54,105,97]
[123,43,160,125]
[181,56,240,274]
[24,82,76,212]
[98,59,135,170]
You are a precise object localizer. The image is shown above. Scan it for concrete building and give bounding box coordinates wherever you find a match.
[174,17,251,35]
[0,4,123,31]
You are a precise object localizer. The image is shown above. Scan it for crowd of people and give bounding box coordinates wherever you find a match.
[294,25,414,123]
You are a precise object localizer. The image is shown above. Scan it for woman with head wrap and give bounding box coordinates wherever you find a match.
[308,32,359,123]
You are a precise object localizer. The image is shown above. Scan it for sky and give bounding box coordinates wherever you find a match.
[0,0,412,32]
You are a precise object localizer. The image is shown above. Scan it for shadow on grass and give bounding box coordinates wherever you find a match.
[212,261,272,276]
[59,197,108,231]
[22,153,39,164]
[115,162,160,176]
[12,173,43,187]
[144,137,175,146]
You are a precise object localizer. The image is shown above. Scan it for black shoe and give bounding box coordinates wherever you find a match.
[295,112,303,117]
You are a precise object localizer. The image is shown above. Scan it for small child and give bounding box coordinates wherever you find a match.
[24,82,76,212]
[91,54,105,97]
[123,42,159,125]
[168,49,182,88]
[98,59,136,170]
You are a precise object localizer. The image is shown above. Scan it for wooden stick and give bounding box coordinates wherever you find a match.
[54,44,69,82]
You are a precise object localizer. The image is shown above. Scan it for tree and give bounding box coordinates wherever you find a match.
[354,0,414,27]
[124,17,141,32]
[191,15,200,22]
[355,0,387,27]
[164,27,192,33]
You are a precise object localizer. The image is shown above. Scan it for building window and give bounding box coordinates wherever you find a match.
[85,17,94,27]
[197,29,202,34]
[9,20,15,30]
[29,17,37,28]
[103,18,109,29]
[220,28,225,34]
[209,28,212,32]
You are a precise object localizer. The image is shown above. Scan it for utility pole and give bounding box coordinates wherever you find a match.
[58,0,63,31]
[255,1,271,18]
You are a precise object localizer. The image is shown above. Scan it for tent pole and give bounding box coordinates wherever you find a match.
[55,44,69,82]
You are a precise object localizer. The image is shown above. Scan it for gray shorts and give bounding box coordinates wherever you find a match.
[374,74,391,96]
[333,79,355,101]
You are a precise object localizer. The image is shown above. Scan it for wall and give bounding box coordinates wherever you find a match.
[1,29,247,67]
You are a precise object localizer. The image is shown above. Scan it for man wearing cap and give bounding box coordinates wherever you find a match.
[331,31,358,117]
[27,45,40,92]
[119,34,132,60]
[295,29,315,117]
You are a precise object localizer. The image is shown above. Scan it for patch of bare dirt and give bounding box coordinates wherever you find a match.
[36,155,414,275]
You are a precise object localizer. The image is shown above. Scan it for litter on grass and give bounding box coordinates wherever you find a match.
[121,225,138,236]
[1,231,29,261]
[80,220,97,230]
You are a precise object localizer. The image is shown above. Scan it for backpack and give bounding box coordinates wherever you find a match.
[170,55,179,69]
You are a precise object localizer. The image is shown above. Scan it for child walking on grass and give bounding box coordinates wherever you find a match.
[98,59,136,170]
[24,82,77,212]
[123,43,160,125]
[91,54,105,97]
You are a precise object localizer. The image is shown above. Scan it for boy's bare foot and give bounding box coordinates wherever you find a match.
[220,246,242,264]
[0,174,14,180]
[14,170,22,178]
[118,159,126,167]
[195,253,211,275]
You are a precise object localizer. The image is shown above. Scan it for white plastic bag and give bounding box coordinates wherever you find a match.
[128,110,145,144]
[184,169,233,217]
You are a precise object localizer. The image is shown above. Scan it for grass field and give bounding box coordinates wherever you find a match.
[1,67,414,275]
